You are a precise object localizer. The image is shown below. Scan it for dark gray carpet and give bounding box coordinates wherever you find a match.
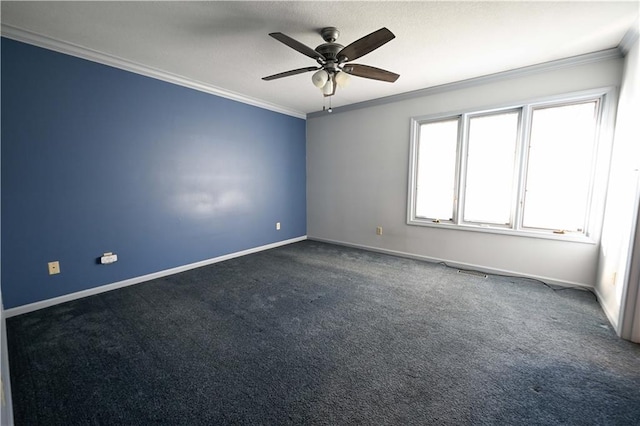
[7,240,640,425]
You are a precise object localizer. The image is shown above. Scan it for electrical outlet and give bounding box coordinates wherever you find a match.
[276,222,281,230]
[376,226,383,235]
[48,261,60,275]
[100,252,118,264]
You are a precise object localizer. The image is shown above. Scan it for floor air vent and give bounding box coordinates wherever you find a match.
[457,269,488,279]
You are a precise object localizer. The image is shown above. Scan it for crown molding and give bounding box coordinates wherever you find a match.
[1,24,306,119]
[308,48,623,118]
[619,20,639,55]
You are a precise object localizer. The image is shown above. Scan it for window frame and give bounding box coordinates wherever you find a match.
[459,108,523,229]
[411,115,462,224]
[406,87,616,244]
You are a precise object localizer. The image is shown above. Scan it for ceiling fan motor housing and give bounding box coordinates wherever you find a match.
[316,43,343,71]
[317,27,346,72]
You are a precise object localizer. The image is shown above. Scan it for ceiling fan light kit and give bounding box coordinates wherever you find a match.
[311,69,329,88]
[263,26,400,100]
[335,71,351,88]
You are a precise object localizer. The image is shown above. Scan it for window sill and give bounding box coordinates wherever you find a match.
[407,218,597,244]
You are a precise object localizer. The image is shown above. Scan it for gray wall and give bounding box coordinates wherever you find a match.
[307,56,624,288]
[596,36,640,340]
[597,38,640,329]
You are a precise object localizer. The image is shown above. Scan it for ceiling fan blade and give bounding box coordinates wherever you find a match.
[342,64,400,82]
[337,27,395,62]
[262,66,320,81]
[269,32,325,61]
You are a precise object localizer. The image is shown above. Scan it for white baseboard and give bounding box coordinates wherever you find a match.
[5,234,596,317]
[308,236,594,290]
[4,236,307,318]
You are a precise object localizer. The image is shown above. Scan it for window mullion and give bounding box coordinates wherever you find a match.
[454,114,469,225]
[579,97,603,236]
[514,105,531,231]
[406,118,420,223]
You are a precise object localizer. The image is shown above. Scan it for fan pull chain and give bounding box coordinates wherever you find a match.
[322,96,333,113]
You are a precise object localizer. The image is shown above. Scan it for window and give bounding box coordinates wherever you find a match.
[522,101,598,232]
[407,89,613,241]
[414,118,459,221]
[463,111,520,226]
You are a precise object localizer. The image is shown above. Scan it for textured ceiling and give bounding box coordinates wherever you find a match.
[1,1,638,116]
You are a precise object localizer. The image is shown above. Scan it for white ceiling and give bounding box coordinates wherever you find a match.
[1,1,638,116]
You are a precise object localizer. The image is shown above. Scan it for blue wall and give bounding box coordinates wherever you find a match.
[1,38,306,309]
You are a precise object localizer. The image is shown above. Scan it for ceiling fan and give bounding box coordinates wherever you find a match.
[262,27,400,97]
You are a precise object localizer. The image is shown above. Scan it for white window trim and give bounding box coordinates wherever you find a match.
[459,108,523,229]
[407,87,618,244]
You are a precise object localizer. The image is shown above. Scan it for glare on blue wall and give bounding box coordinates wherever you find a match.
[1,38,307,309]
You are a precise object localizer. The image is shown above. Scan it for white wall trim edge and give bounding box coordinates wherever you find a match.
[619,20,639,55]
[308,236,594,290]
[0,25,307,120]
[594,286,620,333]
[4,236,307,318]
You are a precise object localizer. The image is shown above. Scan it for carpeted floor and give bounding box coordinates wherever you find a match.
[7,240,640,425]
